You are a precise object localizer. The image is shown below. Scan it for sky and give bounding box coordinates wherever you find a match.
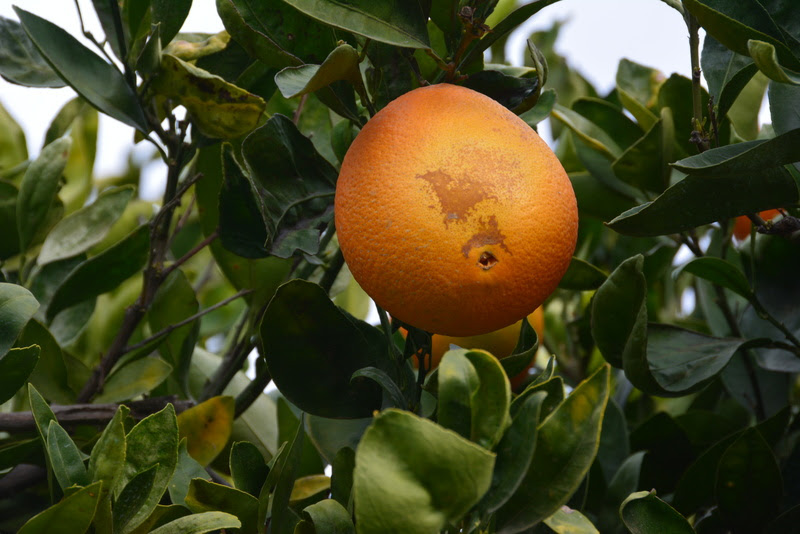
[1,0,701,194]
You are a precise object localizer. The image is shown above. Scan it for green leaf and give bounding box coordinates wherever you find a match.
[185,479,259,533]
[276,43,363,99]
[436,350,478,440]
[0,283,39,357]
[38,186,134,265]
[716,428,782,531]
[19,319,73,404]
[0,100,28,178]
[558,257,607,290]
[242,114,337,258]
[519,88,557,128]
[0,344,40,404]
[569,171,638,221]
[17,481,102,534]
[148,269,199,396]
[350,366,407,410]
[46,422,90,490]
[13,8,148,132]
[606,166,798,236]
[115,404,179,534]
[591,255,646,369]
[277,397,325,479]
[619,490,696,534]
[88,406,128,532]
[151,54,265,139]
[461,69,541,111]
[749,39,800,84]
[770,82,800,136]
[672,128,800,175]
[615,58,661,129]
[551,104,623,159]
[167,438,210,507]
[612,114,672,194]
[229,441,268,497]
[260,279,382,418]
[572,97,645,151]
[47,224,150,321]
[479,391,546,514]
[282,0,429,49]
[675,257,753,300]
[28,382,57,445]
[300,499,354,534]
[544,506,600,534]
[152,0,192,46]
[701,34,757,116]
[94,356,173,404]
[115,465,160,534]
[148,512,241,534]
[353,409,495,534]
[496,365,610,533]
[269,412,307,534]
[17,136,71,252]
[682,0,800,71]
[305,415,371,466]
[0,15,65,87]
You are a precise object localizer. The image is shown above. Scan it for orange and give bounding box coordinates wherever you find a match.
[732,209,781,240]
[335,84,577,336]
[424,307,545,389]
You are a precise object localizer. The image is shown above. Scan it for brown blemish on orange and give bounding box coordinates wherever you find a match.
[416,170,497,225]
[461,215,510,258]
[478,251,498,270]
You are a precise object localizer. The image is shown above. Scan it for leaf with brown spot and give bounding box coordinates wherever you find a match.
[177,396,235,466]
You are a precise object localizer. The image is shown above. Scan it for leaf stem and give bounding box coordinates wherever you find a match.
[234,354,272,417]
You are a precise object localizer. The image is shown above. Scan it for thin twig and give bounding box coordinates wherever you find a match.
[319,248,345,295]
[162,229,219,279]
[292,94,309,125]
[73,0,118,67]
[122,289,253,356]
[167,193,197,249]
[234,354,271,417]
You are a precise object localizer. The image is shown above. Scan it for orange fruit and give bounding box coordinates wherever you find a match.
[732,209,781,240]
[421,307,545,389]
[335,84,577,336]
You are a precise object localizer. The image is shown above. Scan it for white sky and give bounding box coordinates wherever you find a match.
[0,0,713,194]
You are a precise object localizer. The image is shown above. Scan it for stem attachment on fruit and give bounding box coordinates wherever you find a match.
[478,251,498,270]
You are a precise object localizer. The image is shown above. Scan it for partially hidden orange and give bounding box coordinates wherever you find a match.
[335,84,577,336]
[732,209,781,240]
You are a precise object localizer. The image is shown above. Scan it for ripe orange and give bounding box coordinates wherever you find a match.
[732,209,781,240]
[335,84,577,336]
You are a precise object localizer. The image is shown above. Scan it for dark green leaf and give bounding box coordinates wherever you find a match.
[0,101,28,176]
[673,432,739,515]
[568,172,638,221]
[185,478,259,533]
[88,406,128,529]
[437,350,478,440]
[276,397,325,478]
[513,375,564,421]
[269,412,306,534]
[353,409,495,534]
[657,73,712,157]
[152,0,192,46]
[0,15,65,87]
[28,383,57,446]
[46,421,90,490]
[597,399,631,484]
[716,427,782,531]
[519,88,557,128]
[672,128,800,175]
[607,166,798,236]
[702,34,759,125]
[305,415,371,465]
[769,82,800,136]
[675,257,753,300]
[0,283,39,357]
[572,97,644,151]
[750,39,800,83]
[612,114,672,194]
[17,136,71,252]
[558,257,607,290]
[591,255,646,369]
[17,481,102,534]
[495,365,610,533]
[619,490,696,534]
[330,446,355,507]
[301,499,354,534]
[479,391,546,514]
[0,181,21,260]
[260,280,381,418]
[242,115,337,258]
[229,441,268,497]
[218,143,269,258]
[461,69,540,111]
[13,7,148,132]
[38,186,134,265]
[350,366,406,410]
[283,0,429,48]
[551,104,623,159]
[0,344,40,405]
[275,43,363,99]
[115,465,160,534]
[151,54,265,139]
[683,0,800,71]
[47,224,150,320]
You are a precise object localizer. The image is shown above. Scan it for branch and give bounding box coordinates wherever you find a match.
[0,397,194,433]
[162,229,219,280]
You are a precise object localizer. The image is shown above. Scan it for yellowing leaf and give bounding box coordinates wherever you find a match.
[290,474,331,504]
[177,396,235,466]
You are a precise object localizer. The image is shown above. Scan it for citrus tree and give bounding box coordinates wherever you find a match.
[0,0,799,533]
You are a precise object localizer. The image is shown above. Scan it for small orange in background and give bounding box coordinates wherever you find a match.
[334,83,577,337]
[732,210,781,240]
[409,307,545,389]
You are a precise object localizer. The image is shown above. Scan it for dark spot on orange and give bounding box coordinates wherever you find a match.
[416,170,497,226]
[478,251,498,270]
[461,215,510,258]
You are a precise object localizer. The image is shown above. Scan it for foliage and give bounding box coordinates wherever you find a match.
[0,0,799,533]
